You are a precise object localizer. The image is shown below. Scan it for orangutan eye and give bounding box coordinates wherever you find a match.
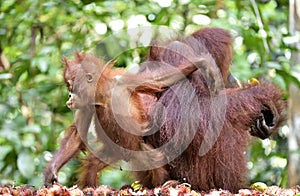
[67,80,73,92]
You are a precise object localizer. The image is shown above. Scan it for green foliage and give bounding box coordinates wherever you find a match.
[100,168,133,190]
[0,0,299,189]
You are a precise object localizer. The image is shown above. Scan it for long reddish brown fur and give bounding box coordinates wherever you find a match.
[142,28,287,192]
[44,28,287,193]
[44,49,204,188]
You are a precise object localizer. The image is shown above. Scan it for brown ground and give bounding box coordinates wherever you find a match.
[0,182,299,196]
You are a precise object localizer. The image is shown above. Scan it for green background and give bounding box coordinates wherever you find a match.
[0,0,299,189]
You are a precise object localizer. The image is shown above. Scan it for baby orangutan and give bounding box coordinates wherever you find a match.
[44,49,219,188]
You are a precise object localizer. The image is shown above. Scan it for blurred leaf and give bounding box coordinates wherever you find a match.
[17,151,35,177]
[0,73,13,80]
[22,133,36,148]
[276,69,300,89]
[0,146,12,160]
[13,63,30,83]
[23,124,41,133]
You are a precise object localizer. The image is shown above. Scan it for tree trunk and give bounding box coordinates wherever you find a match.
[288,0,300,187]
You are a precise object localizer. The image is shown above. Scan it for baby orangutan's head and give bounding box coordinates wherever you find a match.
[63,52,105,110]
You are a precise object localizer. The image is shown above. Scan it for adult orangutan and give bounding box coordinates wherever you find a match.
[142,28,287,192]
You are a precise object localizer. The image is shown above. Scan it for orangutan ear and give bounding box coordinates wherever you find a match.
[86,73,93,83]
[63,57,70,68]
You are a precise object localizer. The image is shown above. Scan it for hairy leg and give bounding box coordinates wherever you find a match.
[44,124,85,187]
[134,142,170,187]
[77,153,109,188]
